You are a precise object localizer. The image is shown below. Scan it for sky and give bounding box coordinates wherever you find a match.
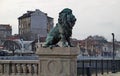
[0,0,120,41]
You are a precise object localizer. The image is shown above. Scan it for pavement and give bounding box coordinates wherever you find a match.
[92,72,120,76]
[78,72,120,76]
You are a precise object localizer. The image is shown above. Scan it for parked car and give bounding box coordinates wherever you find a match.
[0,51,8,56]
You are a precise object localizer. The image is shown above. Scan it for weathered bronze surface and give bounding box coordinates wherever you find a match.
[44,8,76,47]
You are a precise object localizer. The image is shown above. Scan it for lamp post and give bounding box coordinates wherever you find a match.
[37,34,41,47]
[38,34,40,44]
[111,33,116,73]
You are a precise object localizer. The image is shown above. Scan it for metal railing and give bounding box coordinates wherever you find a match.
[77,59,120,76]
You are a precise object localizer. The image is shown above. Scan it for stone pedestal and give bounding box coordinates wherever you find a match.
[36,47,80,76]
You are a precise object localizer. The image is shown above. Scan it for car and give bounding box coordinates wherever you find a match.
[0,51,8,56]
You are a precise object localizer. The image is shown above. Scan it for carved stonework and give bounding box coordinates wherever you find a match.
[22,64,27,73]
[0,64,3,73]
[27,64,32,73]
[47,60,63,74]
[12,64,16,73]
[4,64,10,74]
[16,64,22,73]
[33,64,38,74]
[0,61,39,76]
[36,47,79,76]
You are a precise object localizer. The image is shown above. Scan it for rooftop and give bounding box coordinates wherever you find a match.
[0,24,12,30]
[18,9,53,19]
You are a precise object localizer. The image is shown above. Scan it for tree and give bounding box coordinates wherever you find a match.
[3,40,21,55]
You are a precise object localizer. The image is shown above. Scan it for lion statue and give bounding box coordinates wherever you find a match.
[44,8,76,47]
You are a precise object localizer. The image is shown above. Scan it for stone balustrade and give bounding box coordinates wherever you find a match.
[0,60,39,76]
[0,47,79,76]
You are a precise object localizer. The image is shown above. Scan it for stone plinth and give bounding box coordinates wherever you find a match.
[36,47,80,76]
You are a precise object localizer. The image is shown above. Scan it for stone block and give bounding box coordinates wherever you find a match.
[36,47,80,76]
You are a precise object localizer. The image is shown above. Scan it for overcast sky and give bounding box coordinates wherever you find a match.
[0,0,120,41]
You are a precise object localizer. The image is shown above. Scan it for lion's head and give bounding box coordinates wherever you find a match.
[58,8,76,28]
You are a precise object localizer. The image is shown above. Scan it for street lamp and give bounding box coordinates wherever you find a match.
[111,33,116,73]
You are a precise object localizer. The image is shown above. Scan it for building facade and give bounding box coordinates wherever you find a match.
[78,35,108,56]
[0,24,12,39]
[18,9,53,40]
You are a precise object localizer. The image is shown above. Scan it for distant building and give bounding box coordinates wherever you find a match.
[102,43,113,56]
[78,35,108,56]
[18,9,54,40]
[0,24,12,39]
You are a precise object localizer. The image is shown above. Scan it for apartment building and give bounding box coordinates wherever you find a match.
[0,24,12,39]
[18,9,53,40]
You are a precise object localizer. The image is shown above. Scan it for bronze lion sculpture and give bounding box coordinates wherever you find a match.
[44,8,76,47]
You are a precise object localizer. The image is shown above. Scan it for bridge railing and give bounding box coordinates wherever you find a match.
[77,59,120,76]
[0,60,39,76]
